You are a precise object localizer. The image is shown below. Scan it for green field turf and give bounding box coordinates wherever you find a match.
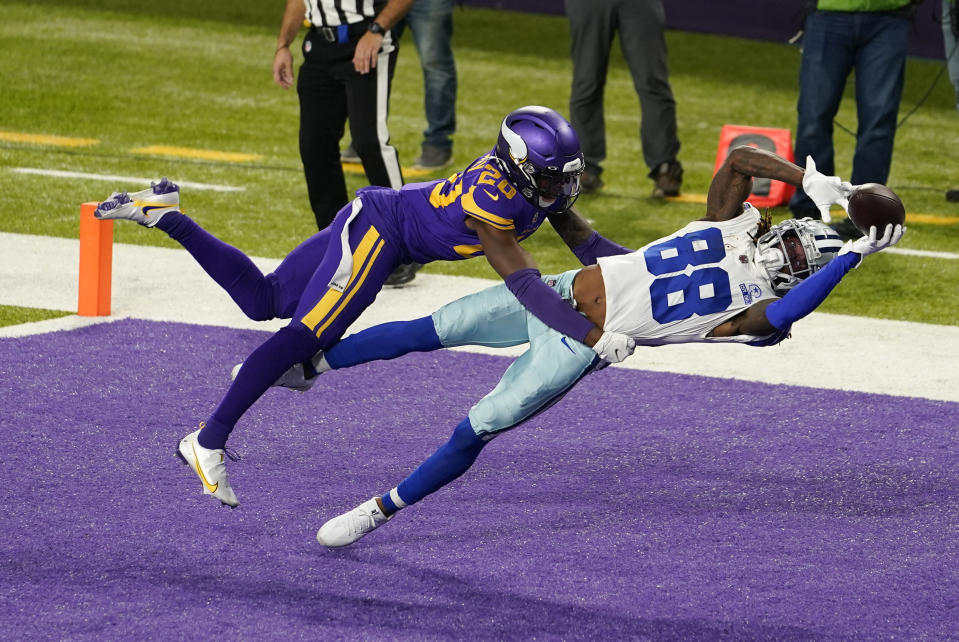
[2,0,957,327]
[0,304,71,326]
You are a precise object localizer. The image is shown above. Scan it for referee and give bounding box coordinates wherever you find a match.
[273,0,413,234]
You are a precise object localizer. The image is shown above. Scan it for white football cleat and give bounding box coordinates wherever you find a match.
[175,426,239,508]
[94,177,180,227]
[317,497,393,547]
[231,355,323,393]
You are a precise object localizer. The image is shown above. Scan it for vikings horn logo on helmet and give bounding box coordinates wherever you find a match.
[493,106,585,213]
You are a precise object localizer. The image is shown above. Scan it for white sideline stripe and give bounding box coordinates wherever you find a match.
[1,231,958,403]
[11,168,244,192]
[885,247,959,260]
[0,315,113,338]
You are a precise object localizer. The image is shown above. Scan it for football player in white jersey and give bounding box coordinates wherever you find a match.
[245,146,904,546]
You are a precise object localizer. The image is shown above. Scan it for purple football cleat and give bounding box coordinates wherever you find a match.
[94,178,180,227]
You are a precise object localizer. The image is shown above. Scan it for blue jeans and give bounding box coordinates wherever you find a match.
[404,0,457,149]
[790,10,909,215]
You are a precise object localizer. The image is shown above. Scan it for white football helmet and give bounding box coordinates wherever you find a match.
[755,218,845,294]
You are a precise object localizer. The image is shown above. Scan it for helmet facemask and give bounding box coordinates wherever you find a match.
[522,160,584,211]
[756,218,844,295]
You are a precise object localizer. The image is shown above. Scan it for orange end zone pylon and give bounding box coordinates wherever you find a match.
[78,202,113,316]
[714,124,795,208]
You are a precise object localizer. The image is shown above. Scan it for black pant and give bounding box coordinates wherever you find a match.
[566,0,680,172]
[297,27,404,230]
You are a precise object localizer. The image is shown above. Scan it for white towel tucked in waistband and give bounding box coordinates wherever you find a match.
[328,198,364,293]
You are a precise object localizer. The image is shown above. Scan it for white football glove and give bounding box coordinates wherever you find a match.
[838,223,905,267]
[802,156,853,224]
[592,331,636,364]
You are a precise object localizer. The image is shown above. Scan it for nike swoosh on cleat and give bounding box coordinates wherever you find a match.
[191,441,219,493]
[141,204,166,215]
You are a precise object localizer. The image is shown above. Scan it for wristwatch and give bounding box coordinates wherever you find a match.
[367,21,385,35]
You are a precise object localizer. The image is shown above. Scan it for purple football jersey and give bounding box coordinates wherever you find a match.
[356,152,550,264]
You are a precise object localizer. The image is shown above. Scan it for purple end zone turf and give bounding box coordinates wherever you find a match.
[0,319,956,639]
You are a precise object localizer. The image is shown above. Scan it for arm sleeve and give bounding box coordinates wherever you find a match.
[570,231,633,265]
[764,251,860,330]
[504,268,595,344]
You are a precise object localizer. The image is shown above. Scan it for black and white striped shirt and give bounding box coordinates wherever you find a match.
[303,0,388,27]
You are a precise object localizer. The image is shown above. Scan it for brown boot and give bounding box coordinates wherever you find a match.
[650,161,683,199]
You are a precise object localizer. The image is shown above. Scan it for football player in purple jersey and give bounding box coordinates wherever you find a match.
[94,106,636,508]
[251,146,902,547]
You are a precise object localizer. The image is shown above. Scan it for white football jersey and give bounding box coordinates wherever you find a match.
[597,205,780,346]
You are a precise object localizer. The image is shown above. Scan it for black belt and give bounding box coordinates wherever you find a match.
[310,20,371,44]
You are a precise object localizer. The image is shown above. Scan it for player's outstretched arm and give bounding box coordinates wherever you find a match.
[712,223,903,343]
[548,207,632,265]
[471,219,599,344]
[470,219,635,363]
[705,146,804,222]
[761,224,902,334]
[717,249,863,341]
[705,146,853,223]
[707,147,852,223]
[547,206,595,249]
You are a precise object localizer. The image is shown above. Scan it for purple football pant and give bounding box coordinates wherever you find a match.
[158,202,403,448]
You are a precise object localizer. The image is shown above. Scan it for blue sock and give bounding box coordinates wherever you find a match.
[394,418,488,506]
[325,316,441,370]
[157,212,277,321]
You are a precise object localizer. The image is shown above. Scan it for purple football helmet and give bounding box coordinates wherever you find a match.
[493,106,585,212]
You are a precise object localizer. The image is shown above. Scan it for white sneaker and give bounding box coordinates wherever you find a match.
[231,355,323,392]
[317,497,393,547]
[175,426,239,508]
[94,177,179,227]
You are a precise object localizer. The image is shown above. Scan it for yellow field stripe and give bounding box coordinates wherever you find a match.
[341,160,433,178]
[130,145,262,162]
[300,226,382,333]
[664,192,708,204]
[0,130,99,147]
[825,211,959,225]
[898,212,959,225]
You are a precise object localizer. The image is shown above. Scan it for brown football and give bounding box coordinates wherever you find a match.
[847,183,906,235]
